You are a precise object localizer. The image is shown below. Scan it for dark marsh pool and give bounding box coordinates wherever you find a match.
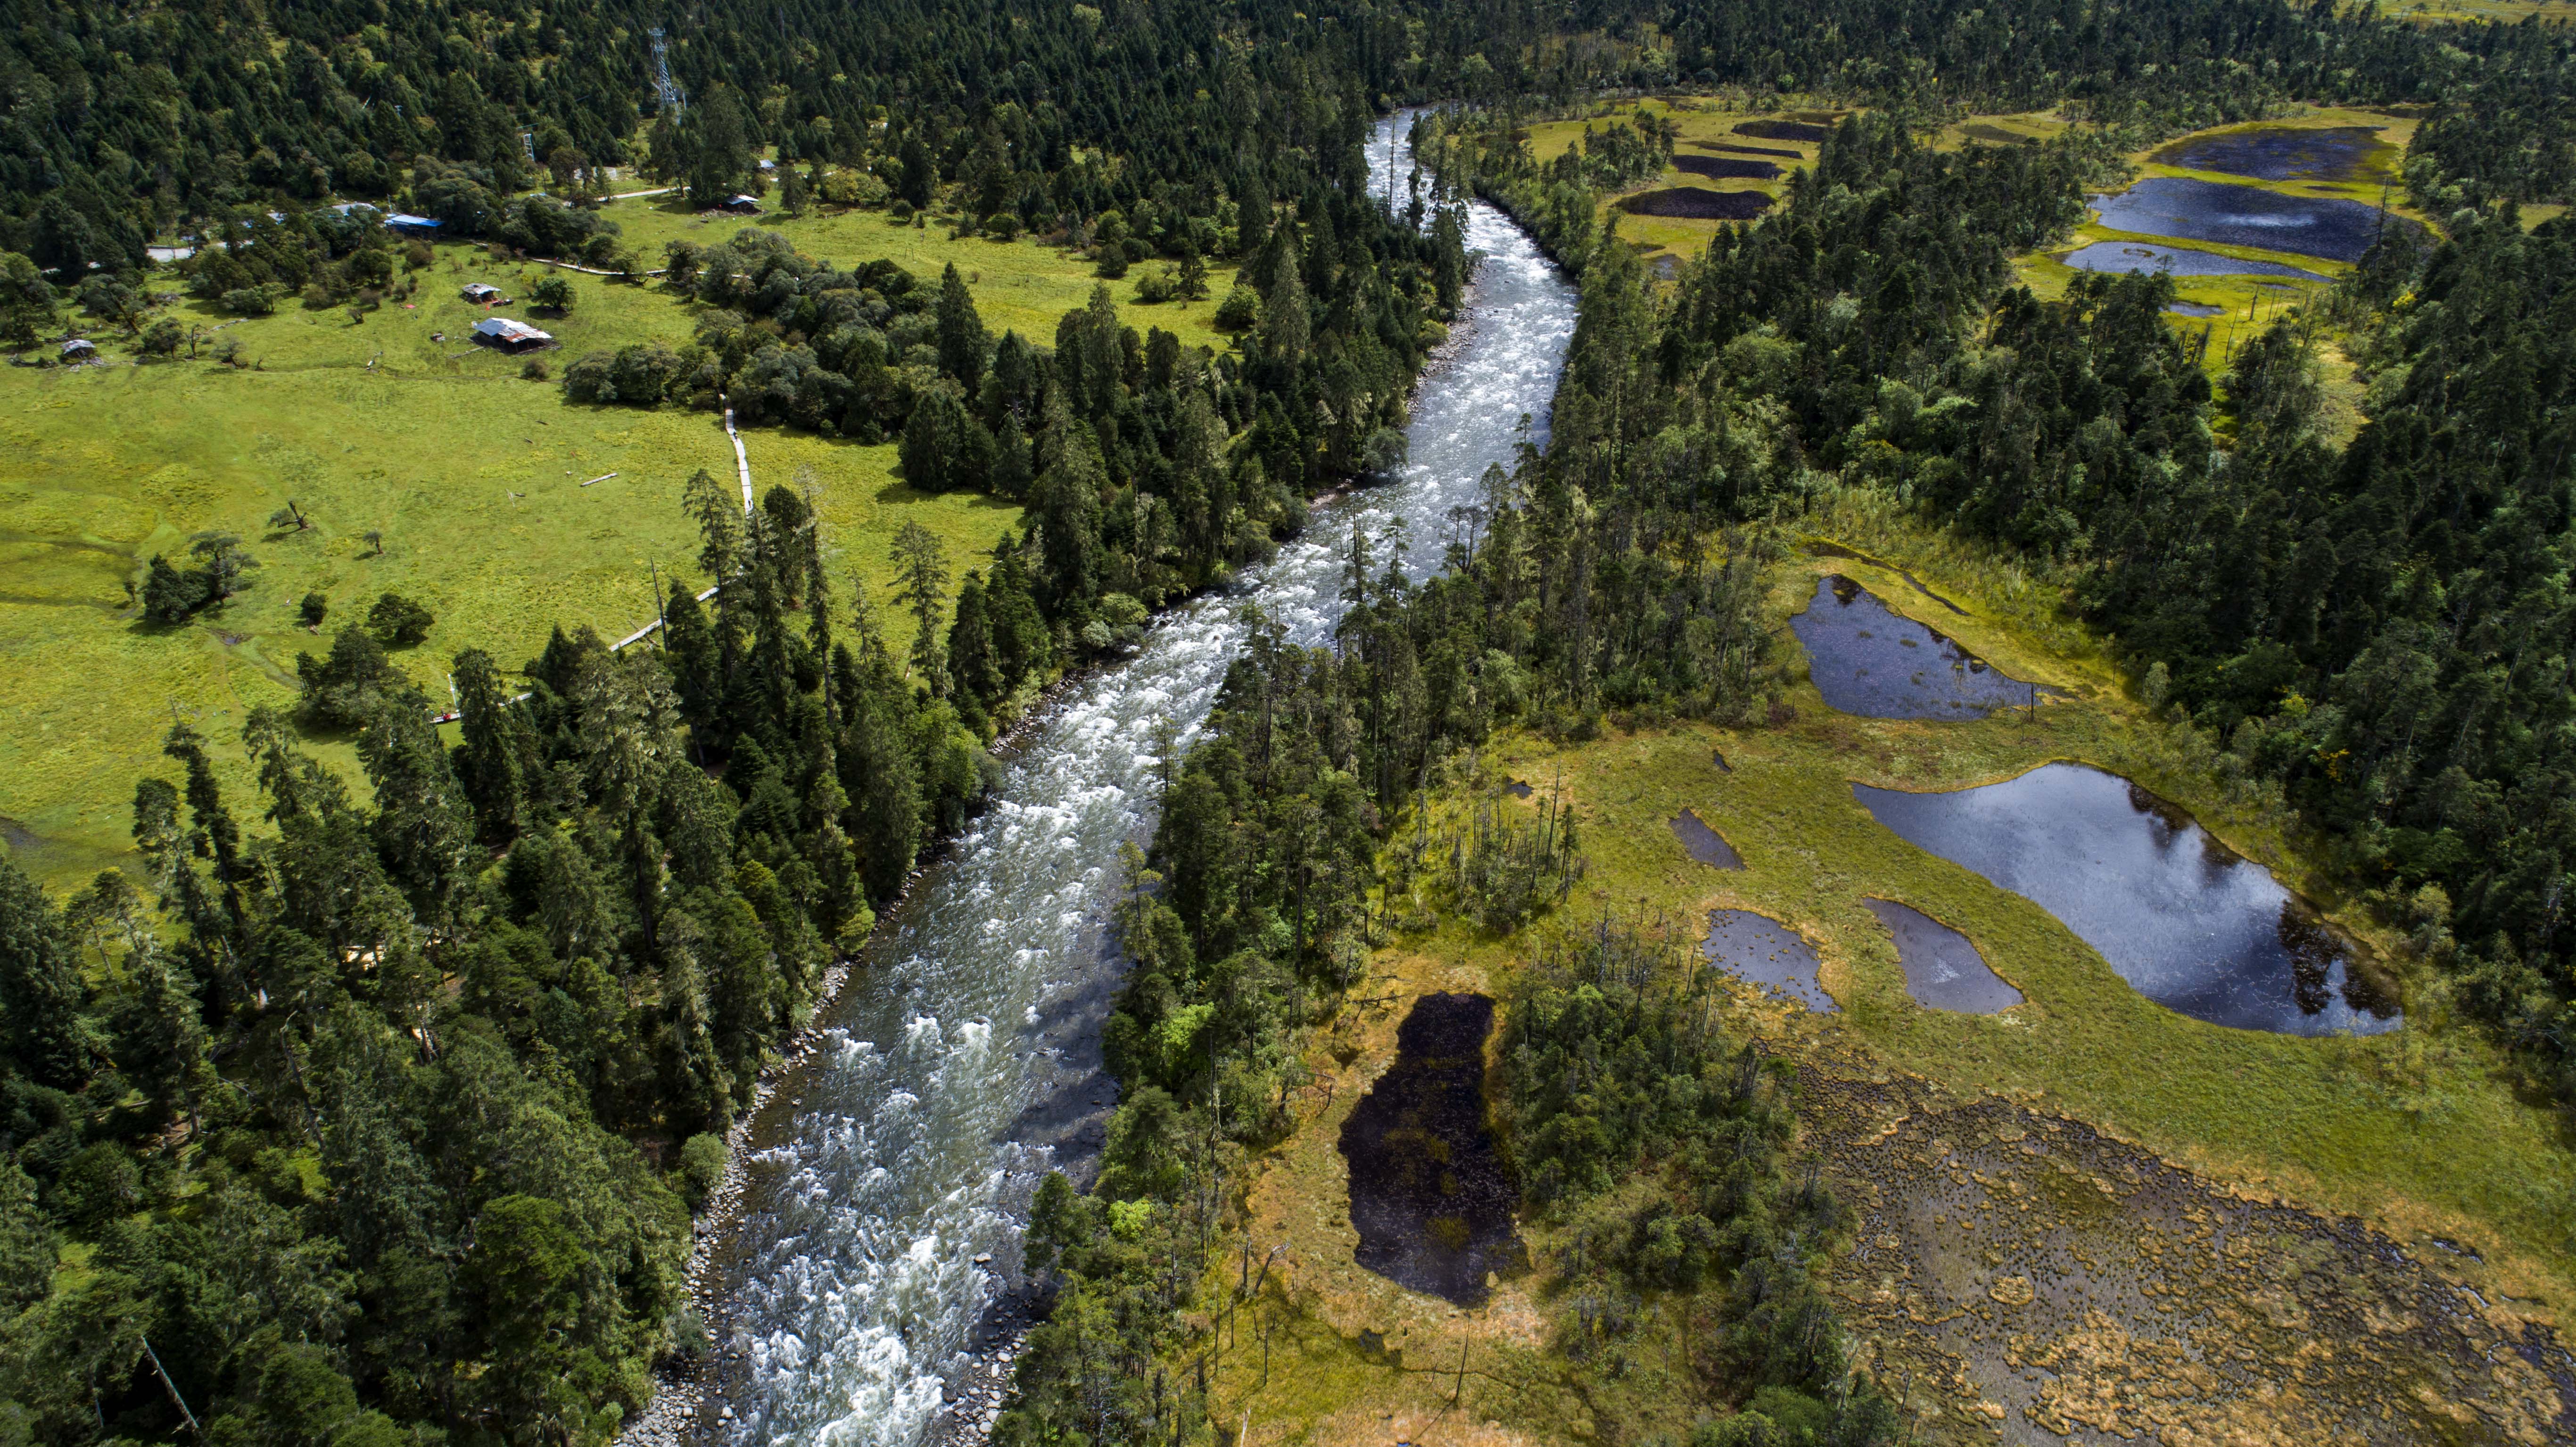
[1854,764,2402,1036]
[1671,807,1745,870]
[2151,126,2389,182]
[1622,187,1772,220]
[1790,575,2040,720]
[2089,178,2417,264]
[1339,993,1520,1306]
[1702,909,1835,1012]
[1865,899,2022,1014]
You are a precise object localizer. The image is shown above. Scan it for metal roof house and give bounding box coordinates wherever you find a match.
[462,283,503,303]
[471,317,554,352]
[385,213,441,235]
[60,338,96,361]
[719,194,763,214]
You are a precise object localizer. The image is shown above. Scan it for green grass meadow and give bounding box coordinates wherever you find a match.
[1,210,1235,892]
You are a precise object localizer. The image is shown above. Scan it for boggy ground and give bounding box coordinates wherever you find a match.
[1202,505,2576,1447]
[1814,1062,2573,1444]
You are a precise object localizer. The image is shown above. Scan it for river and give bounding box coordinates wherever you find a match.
[687,112,1577,1447]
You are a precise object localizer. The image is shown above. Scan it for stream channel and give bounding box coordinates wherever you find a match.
[686,113,1578,1447]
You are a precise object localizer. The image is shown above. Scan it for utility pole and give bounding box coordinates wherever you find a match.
[140,1339,201,1439]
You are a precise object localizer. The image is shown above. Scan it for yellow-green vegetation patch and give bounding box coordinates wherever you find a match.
[5,220,1271,889]
[1453,509,2576,1309]
[2379,0,2569,21]
[2010,241,2328,384]
[1930,111,2075,152]
[596,196,1240,350]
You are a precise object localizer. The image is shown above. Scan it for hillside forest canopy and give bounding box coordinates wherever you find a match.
[5,0,2576,1444]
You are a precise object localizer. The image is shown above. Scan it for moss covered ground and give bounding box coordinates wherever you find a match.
[1205,503,2575,1447]
[2,212,1234,892]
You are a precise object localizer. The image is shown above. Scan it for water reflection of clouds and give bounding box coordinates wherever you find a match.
[1855,763,2402,1036]
[2088,178,2416,264]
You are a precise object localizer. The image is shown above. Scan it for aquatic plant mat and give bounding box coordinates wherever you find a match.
[1814,1071,2574,1442]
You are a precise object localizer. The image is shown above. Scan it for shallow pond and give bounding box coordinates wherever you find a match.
[1623,187,1771,220]
[1702,909,1835,1012]
[1738,119,1832,143]
[2165,301,2227,318]
[1670,807,1745,870]
[1790,575,2040,720]
[1864,899,2023,1013]
[1339,993,1520,1306]
[2061,240,2327,281]
[2151,126,2387,182]
[1675,154,1781,181]
[1853,764,2402,1036]
[2089,178,2416,264]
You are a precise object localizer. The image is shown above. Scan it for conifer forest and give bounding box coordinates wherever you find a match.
[5,0,2576,1444]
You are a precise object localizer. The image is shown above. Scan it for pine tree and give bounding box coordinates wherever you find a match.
[452,648,537,840]
[948,571,999,710]
[892,520,952,695]
[685,84,756,207]
[936,262,989,390]
[0,852,94,1088]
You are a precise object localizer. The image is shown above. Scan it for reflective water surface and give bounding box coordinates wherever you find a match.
[699,113,1577,1447]
[2089,178,2416,263]
[1864,899,2022,1014]
[1670,807,1745,870]
[1854,764,2402,1036]
[2150,126,2388,182]
[1701,908,1835,1012]
[1790,575,2040,720]
[2060,241,2327,281]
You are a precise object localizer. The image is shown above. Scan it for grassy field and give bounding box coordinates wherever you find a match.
[2378,0,2573,20]
[1,211,1236,893]
[597,192,1240,352]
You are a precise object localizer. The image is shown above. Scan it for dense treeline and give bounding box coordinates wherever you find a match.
[0,0,1624,275]
[1441,93,2576,1100]
[1505,922,1895,1445]
[19,0,2576,284]
[0,466,1026,1440]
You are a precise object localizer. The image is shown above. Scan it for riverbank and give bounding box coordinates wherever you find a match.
[629,111,1580,1447]
[1203,514,2575,1444]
